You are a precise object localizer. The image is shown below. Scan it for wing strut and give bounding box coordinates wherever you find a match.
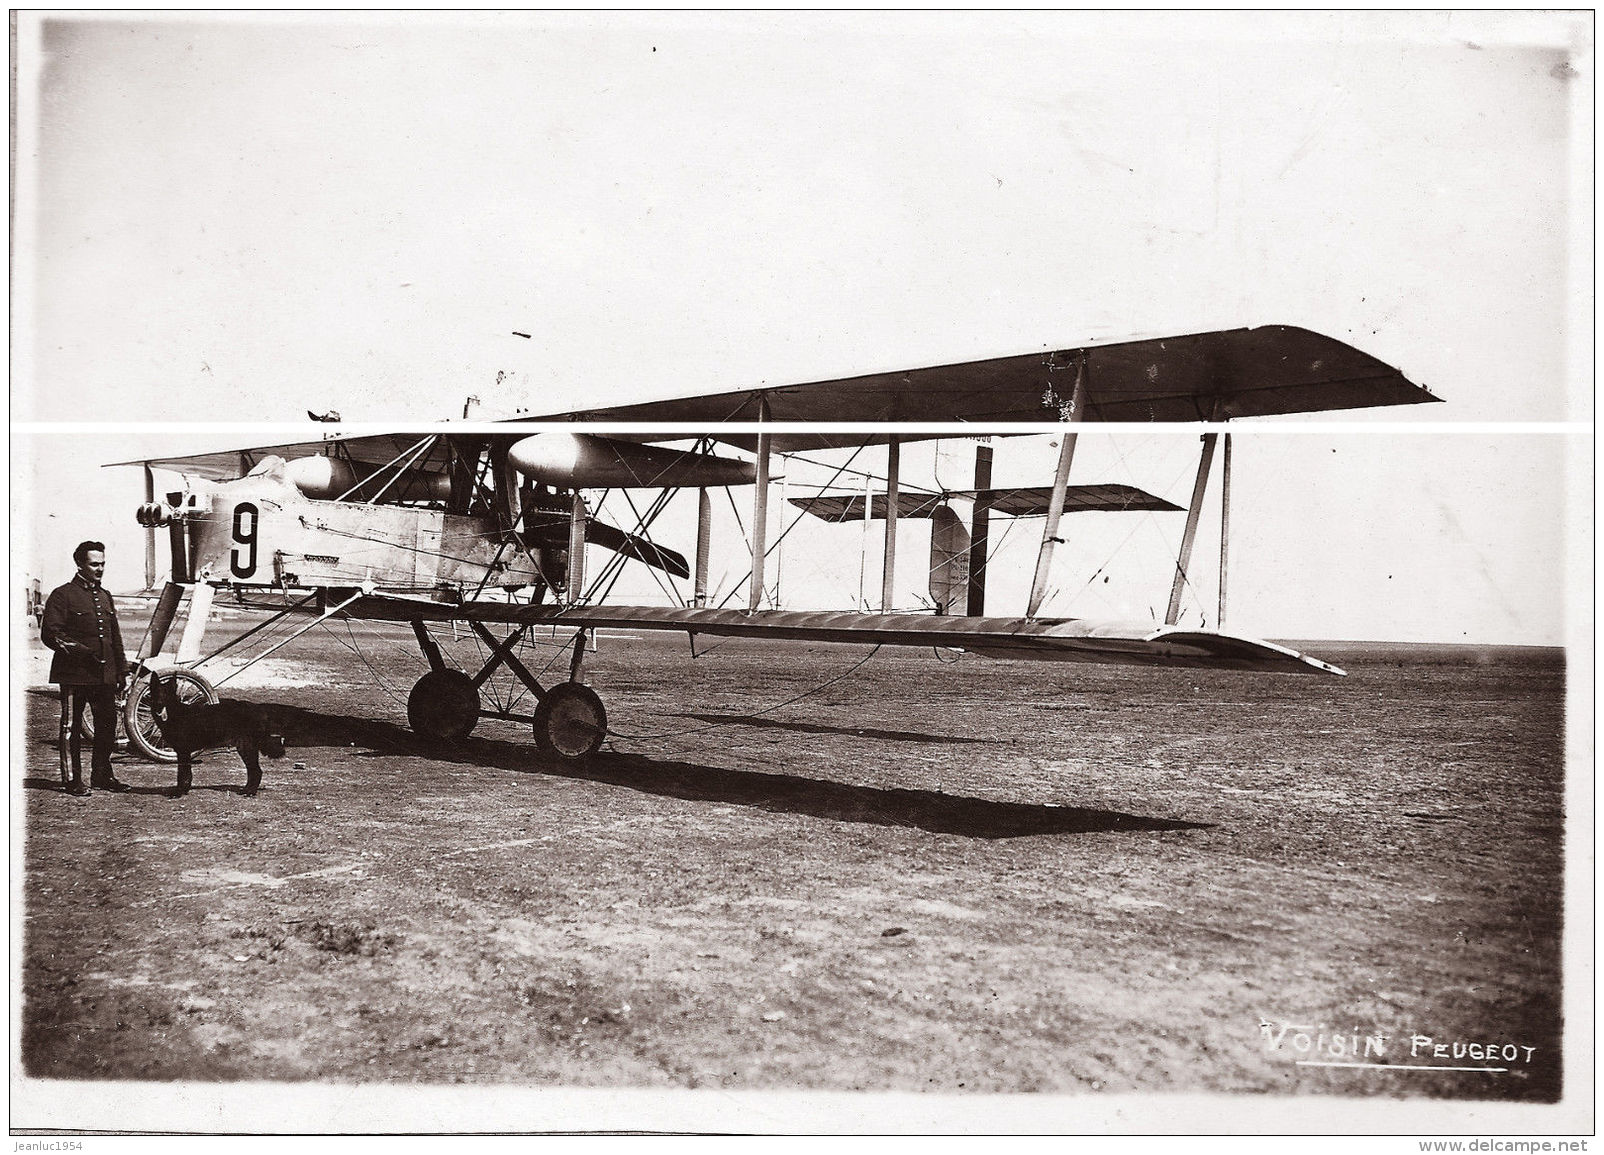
[694,488,712,607]
[881,438,900,611]
[567,493,588,605]
[775,467,788,607]
[142,464,157,590]
[1166,432,1220,625]
[967,442,994,616]
[747,400,772,612]
[858,467,873,609]
[1026,356,1089,618]
[1218,432,1232,627]
[176,580,216,663]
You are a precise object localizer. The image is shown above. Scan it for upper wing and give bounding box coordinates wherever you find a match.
[106,432,452,482]
[108,326,1436,476]
[344,595,1345,676]
[521,325,1438,438]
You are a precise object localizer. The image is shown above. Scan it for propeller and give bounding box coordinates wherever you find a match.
[583,519,690,579]
[519,502,689,579]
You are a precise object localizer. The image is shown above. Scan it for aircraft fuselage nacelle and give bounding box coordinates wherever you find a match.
[155,462,543,594]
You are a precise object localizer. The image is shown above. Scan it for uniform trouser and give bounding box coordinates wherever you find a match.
[57,685,117,785]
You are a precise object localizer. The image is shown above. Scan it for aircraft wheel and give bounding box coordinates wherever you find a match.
[124,669,218,763]
[407,670,480,743]
[533,682,607,761]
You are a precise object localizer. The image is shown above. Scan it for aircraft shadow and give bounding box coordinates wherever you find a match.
[261,705,1209,840]
[681,713,990,745]
[21,776,249,797]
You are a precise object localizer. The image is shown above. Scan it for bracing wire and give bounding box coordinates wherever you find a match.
[320,618,415,711]
[604,643,884,743]
[713,442,868,611]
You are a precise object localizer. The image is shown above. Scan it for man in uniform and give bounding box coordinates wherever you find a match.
[41,541,132,796]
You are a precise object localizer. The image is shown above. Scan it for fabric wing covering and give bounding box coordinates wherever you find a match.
[345,596,1346,676]
[109,326,1436,474]
[519,324,1439,450]
[109,433,455,484]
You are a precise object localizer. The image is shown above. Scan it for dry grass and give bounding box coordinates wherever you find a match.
[20,619,1565,1100]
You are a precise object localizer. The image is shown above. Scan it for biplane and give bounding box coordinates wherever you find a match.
[103,325,1438,765]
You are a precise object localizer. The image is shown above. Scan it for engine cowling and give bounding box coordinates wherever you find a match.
[282,455,358,499]
[507,433,755,489]
[281,455,451,502]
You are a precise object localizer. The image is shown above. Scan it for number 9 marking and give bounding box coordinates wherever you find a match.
[231,502,259,579]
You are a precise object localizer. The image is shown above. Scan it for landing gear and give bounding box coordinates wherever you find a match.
[532,682,607,761]
[123,667,219,763]
[406,669,480,743]
[405,619,608,761]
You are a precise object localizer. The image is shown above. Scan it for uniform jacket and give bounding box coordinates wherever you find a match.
[41,575,128,686]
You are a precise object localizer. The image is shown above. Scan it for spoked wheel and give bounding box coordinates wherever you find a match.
[533,682,607,761]
[407,669,480,743]
[123,668,219,763]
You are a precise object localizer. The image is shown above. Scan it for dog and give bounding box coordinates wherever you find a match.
[149,673,286,797]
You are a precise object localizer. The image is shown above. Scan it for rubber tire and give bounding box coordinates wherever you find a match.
[532,682,607,761]
[123,669,219,763]
[407,669,480,743]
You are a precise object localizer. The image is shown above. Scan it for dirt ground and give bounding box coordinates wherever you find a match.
[17,610,1568,1110]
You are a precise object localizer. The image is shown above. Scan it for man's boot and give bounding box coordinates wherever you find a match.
[89,696,131,792]
[57,690,74,788]
[90,771,131,793]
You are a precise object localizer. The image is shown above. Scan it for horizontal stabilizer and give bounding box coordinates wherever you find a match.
[790,483,1181,522]
[969,484,1183,517]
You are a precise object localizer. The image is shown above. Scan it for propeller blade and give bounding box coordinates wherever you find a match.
[582,518,691,579]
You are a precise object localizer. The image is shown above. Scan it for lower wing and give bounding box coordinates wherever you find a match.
[344,596,1344,676]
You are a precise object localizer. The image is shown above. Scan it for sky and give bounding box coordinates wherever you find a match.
[11,11,1592,647]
